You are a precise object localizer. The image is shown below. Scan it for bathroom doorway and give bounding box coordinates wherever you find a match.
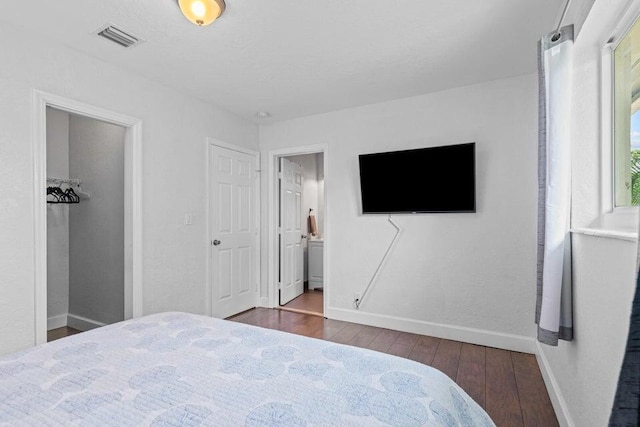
[269,146,327,317]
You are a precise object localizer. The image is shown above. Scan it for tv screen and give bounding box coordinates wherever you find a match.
[358,142,476,214]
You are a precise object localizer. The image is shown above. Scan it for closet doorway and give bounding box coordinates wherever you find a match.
[33,92,142,345]
[269,146,327,317]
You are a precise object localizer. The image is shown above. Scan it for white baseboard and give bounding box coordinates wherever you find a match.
[47,313,68,330]
[535,341,574,427]
[67,313,107,332]
[258,297,271,308]
[325,307,535,354]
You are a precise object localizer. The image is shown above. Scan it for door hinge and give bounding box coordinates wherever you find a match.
[277,282,282,290]
[277,227,282,234]
[278,172,283,179]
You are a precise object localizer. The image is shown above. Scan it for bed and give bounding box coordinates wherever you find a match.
[0,312,495,426]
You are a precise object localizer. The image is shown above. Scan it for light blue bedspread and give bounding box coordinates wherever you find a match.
[0,312,495,426]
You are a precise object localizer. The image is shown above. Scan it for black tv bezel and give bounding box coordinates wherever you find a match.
[358,142,476,215]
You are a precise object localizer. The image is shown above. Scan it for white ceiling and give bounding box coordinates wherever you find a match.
[1,0,563,123]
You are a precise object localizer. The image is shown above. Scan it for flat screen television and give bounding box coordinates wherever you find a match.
[358,142,476,214]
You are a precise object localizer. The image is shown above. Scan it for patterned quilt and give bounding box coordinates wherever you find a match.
[0,312,495,426]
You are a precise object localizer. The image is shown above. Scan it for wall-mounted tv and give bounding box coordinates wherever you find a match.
[358,142,476,214]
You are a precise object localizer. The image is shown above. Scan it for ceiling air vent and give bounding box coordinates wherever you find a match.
[96,24,140,48]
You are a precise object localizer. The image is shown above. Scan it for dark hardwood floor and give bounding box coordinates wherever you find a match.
[47,326,82,342]
[229,308,558,427]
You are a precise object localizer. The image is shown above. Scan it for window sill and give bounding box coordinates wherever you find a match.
[571,227,638,242]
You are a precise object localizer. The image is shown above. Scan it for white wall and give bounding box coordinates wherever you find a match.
[46,108,70,327]
[260,74,539,344]
[535,1,639,425]
[68,115,126,326]
[0,22,258,355]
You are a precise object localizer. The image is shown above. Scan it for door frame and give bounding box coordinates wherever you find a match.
[32,90,143,345]
[205,138,261,317]
[267,144,328,314]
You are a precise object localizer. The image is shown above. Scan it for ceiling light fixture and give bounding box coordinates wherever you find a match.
[178,0,226,26]
[256,112,272,119]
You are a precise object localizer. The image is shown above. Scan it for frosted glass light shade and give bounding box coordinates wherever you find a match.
[178,0,226,26]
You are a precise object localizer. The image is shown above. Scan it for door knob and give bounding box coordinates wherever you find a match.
[212,239,221,246]
[301,235,308,239]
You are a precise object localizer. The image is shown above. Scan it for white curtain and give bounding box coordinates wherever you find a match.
[535,25,574,346]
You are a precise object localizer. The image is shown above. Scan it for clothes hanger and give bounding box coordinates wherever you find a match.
[47,185,77,204]
[54,186,69,203]
[51,186,65,203]
[46,186,59,204]
[46,179,87,203]
[64,187,80,203]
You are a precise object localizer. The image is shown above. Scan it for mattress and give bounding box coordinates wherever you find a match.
[0,312,495,426]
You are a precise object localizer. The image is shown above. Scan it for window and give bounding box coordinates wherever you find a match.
[613,17,640,207]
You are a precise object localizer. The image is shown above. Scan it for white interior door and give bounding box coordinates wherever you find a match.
[210,144,257,319]
[279,158,304,305]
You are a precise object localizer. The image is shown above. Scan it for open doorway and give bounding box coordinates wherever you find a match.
[277,152,325,316]
[33,91,143,346]
[45,107,127,342]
